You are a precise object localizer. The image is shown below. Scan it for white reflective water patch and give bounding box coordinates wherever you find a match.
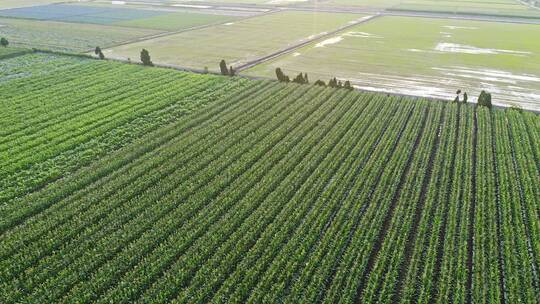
[111,1,126,4]
[315,36,343,48]
[266,0,308,4]
[434,43,531,56]
[442,25,478,30]
[344,31,383,38]
[433,67,540,82]
[332,70,539,111]
[172,4,212,8]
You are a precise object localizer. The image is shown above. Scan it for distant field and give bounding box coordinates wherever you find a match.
[315,0,540,17]
[393,0,540,17]
[105,11,365,70]
[0,53,538,304]
[0,0,65,9]
[115,11,238,31]
[0,17,160,52]
[245,16,540,110]
[0,4,166,24]
[0,3,243,31]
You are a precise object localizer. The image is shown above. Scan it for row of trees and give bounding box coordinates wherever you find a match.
[220,60,235,76]
[453,89,468,103]
[94,47,105,60]
[93,48,495,109]
[454,89,493,108]
[275,68,353,90]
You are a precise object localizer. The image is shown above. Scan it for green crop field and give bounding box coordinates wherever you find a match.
[0,53,538,303]
[114,11,239,31]
[0,0,65,9]
[105,11,365,71]
[317,0,540,17]
[0,52,248,203]
[245,16,540,111]
[393,0,540,17]
[0,17,161,52]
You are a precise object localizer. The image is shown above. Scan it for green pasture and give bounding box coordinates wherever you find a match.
[105,11,364,70]
[314,0,540,17]
[115,11,238,31]
[394,0,540,17]
[0,0,65,9]
[0,17,160,52]
[245,16,540,110]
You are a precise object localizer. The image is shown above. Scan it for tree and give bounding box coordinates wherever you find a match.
[0,37,9,47]
[344,80,353,90]
[477,90,492,108]
[463,92,468,103]
[453,89,462,102]
[220,59,229,76]
[314,80,326,87]
[275,67,284,82]
[94,47,105,60]
[293,73,307,84]
[275,68,290,83]
[140,49,153,66]
[304,73,309,84]
[229,66,235,76]
[328,77,337,88]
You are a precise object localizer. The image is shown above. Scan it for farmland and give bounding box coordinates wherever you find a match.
[245,16,540,111]
[311,0,540,17]
[0,53,249,204]
[0,3,243,51]
[0,0,65,10]
[105,11,364,70]
[0,52,538,303]
[0,17,161,52]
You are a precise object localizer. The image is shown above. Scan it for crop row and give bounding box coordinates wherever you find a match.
[0,53,251,203]
[1,53,539,303]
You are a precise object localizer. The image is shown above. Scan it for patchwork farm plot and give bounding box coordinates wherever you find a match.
[392,0,540,17]
[0,0,66,10]
[245,16,540,110]
[313,0,540,17]
[0,52,538,303]
[0,4,166,25]
[105,11,366,70]
[0,3,240,31]
[0,17,161,52]
[0,3,244,52]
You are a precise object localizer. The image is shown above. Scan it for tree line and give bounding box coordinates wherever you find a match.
[454,89,492,108]
[94,48,495,108]
[275,67,353,90]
